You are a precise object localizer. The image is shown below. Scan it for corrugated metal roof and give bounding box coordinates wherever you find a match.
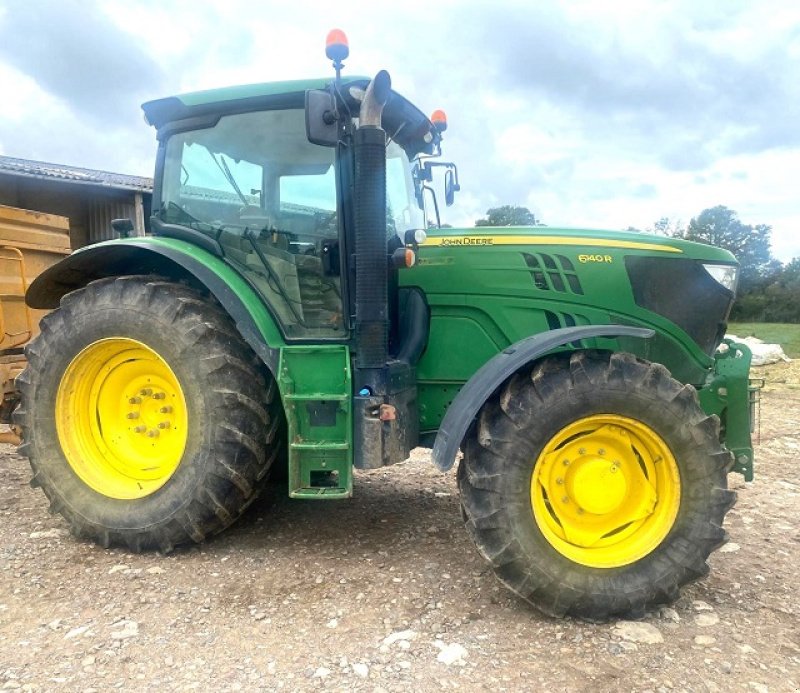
[0,155,153,193]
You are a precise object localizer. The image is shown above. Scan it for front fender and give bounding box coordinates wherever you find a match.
[431,325,655,471]
[26,236,286,372]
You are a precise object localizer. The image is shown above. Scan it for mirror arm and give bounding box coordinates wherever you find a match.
[423,184,441,229]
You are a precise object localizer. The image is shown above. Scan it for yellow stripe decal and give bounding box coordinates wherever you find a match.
[421,235,682,254]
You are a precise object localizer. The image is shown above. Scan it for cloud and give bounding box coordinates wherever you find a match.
[455,1,800,170]
[0,0,797,260]
[0,0,165,123]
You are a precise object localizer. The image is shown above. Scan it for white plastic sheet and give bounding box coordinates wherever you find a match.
[725,334,792,366]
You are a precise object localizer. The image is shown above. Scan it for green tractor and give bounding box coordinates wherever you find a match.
[18,32,754,620]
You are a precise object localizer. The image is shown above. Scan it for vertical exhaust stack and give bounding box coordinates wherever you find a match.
[354,70,392,379]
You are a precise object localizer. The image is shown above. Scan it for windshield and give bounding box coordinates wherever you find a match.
[160,115,422,238]
[386,140,424,237]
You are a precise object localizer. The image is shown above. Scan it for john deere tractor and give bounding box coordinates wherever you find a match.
[17,32,755,620]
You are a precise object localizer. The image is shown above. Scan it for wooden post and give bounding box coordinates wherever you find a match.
[134,192,145,236]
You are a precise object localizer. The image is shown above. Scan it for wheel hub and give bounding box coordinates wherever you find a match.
[530,415,681,568]
[56,338,188,500]
[569,457,627,515]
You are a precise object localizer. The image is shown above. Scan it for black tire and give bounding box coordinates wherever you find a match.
[458,350,735,621]
[16,276,284,552]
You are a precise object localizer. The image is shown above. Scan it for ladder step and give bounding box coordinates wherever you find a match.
[284,393,349,402]
[290,441,349,450]
[290,487,351,499]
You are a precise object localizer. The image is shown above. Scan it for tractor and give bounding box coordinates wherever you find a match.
[17,31,755,620]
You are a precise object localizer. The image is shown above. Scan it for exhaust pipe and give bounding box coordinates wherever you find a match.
[354,71,391,376]
[359,70,391,126]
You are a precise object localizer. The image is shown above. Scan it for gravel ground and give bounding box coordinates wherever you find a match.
[1,361,799,692]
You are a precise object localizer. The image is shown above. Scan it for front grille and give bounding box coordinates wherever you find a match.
[625,257,735,356]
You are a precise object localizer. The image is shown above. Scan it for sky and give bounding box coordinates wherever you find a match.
[1,0,798,261]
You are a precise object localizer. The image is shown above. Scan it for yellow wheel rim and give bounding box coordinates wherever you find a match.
[530,414,681,568]
[56,338,188,500]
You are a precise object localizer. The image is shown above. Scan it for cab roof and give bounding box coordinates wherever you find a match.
[142,76,365,130]
[141,75,441,157]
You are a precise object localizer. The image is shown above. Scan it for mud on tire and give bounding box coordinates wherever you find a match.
[457,350,735,621]
[16,276,284,552]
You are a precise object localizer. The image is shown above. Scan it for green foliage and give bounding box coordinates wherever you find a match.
[650,217,684,237]
[476,205,539,226]
[625,218,685,236]
[731,258,800,323]
[728,322,800,358]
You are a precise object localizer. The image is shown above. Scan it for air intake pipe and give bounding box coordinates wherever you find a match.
[354,70,391,376]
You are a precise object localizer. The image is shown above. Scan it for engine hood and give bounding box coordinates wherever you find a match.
[421,227,738,265]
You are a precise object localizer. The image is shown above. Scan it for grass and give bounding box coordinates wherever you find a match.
[728,322,800,358]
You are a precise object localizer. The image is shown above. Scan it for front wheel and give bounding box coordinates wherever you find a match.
[17,276,283,552]
[458,350,735,621]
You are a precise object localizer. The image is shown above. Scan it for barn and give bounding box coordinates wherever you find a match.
[0,155,153,250]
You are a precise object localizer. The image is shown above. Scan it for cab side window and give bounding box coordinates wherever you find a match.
[161,109,344,338]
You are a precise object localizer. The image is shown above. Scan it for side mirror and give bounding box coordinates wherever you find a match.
[305,89,339,147]
[444,169,455,207]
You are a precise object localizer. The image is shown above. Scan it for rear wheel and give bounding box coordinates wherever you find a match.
[17,276,284,552]
[458,350,735,621]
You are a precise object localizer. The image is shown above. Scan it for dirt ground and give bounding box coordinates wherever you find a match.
[1,361,798,692]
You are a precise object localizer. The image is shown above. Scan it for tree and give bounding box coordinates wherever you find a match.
[476,205,539,227]
[731,257,800,322]
[679,206,773,283]
[649,217,684,237]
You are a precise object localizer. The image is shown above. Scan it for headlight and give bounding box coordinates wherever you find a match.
[702,263,739,293]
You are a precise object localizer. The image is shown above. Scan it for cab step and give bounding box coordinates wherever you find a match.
[278,345,353,499]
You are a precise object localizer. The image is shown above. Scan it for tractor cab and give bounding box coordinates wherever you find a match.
[138,37,458,490]
[143,74,447,341]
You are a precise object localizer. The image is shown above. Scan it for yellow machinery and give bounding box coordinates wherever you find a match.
[0,204,71,442]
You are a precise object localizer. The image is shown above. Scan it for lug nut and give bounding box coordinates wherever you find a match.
[128,397,141,405]
[147,429,160,438]
[562,459,570,467]
[158,421,171,429]
[578,448,586,455]
[152,392,166,400]
[561,496,569,504]
[126,412,139,419]
[159,406,173,414]
[133,425,147,433]
[139,388,153,397]
[598,448,606,455]
[556,477,564,485]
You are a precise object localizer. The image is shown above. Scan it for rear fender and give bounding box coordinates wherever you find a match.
[26,237,285,373]
[431,325,655,471]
